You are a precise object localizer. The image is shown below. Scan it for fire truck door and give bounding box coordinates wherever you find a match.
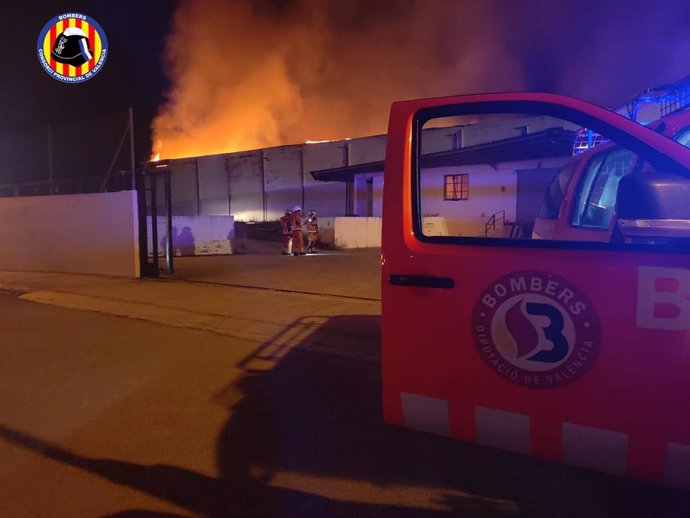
[381,93,690,489]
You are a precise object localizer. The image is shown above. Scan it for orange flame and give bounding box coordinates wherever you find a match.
[151,1,527,160]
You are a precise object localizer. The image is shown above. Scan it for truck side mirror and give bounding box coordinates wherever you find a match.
[616,170,690,242]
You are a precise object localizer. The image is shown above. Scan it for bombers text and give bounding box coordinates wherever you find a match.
[481,274,586,315]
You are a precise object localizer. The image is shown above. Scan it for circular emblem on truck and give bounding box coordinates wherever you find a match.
[472,271,600,389]
[37,13,108,83]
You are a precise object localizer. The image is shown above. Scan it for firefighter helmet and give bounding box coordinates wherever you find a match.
[51,27,93,67]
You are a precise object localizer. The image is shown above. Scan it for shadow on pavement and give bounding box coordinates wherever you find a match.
[0,315,688,517]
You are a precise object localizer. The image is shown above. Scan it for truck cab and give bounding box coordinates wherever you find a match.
[533,108,690,243]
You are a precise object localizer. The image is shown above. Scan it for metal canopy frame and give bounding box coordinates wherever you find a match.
[137,164,174,277]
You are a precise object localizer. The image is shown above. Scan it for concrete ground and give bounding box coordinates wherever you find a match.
[0,247,687,517]
[169,245,381,300]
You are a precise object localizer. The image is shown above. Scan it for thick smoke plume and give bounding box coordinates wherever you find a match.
[152,0,690,159]
[151,0,523,159]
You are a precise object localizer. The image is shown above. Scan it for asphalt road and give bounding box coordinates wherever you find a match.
[0,250,688,517]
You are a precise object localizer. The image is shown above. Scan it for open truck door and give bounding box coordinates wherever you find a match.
[381,93,690,489]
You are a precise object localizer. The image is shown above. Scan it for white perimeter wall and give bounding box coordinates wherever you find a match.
[0,191,139,277]
[317,217,381,249]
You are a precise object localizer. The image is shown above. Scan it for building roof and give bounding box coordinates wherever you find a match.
[310,127,576,182]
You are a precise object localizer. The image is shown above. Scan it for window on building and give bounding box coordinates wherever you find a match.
[444,174,469,200]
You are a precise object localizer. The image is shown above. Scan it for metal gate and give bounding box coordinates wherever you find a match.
[137,164,174,277]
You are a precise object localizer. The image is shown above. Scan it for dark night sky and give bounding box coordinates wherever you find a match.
[2,1,176,166]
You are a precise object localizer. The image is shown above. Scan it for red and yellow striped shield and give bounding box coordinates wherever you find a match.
[37,13,108,83]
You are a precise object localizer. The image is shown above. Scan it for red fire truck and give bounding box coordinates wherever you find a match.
[381,90,690,489]
[534,100,690,243]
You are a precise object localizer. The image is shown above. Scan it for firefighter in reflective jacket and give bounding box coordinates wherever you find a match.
[291,205,305,255]
[279,209,292,255]
[306,210,319,253]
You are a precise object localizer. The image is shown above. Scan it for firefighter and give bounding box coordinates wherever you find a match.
[306,210,319,253]
[279,209,292,255]
[291,205,305,256]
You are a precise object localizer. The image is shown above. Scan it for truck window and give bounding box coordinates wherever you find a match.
[674,127,690,148]
[538,160,578,219]
[417,112,578,239]
[416,108,690,247]
[571,148,636,229]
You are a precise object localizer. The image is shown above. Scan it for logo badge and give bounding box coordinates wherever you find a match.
[37,13,108,83]
[472,271,600,389]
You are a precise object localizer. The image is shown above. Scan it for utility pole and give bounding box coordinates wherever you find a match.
[129,107,136,190]
[47,125,53,193]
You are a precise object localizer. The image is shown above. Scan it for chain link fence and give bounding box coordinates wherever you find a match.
[0,110,135,197]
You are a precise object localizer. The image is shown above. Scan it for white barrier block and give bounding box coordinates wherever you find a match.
[401,393,450,437]
[562,423,628,476]
[475,406,531,455]
[665,442,690,490]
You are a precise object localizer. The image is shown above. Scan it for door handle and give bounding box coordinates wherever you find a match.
[388,274,455,289]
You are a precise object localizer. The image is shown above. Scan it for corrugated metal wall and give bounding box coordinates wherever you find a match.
[163,127,460,222]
